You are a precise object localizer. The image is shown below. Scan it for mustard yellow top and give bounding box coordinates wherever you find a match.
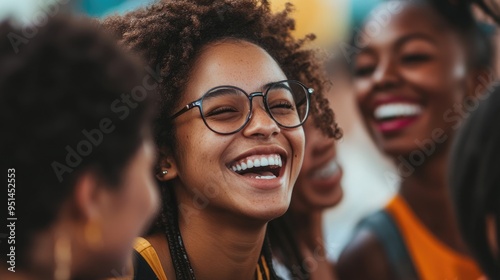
[385,195,483,280]
[135,237,169,280]
[134,237,271,280]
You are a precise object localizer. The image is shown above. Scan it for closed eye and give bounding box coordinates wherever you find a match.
[205,106,239,117]
[401,54,433,64]
[271,101,294,109]
[353,65,376,77]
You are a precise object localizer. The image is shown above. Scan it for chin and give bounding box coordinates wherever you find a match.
[242,202,290,222]
[377,136,421,157]
[305,190,344,211]
[322,186,344,208]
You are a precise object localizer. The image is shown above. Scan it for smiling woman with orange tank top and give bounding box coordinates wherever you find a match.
[337,1,494,279]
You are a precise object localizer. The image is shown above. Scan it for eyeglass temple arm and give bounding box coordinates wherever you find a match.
[171,103,196,119]
[296,88,314,107]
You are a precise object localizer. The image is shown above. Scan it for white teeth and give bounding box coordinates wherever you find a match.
[229,154,283,174]
[255,175,277,179]
[269,157,275,165]
[313,158,340,179]
[374,103,422,120]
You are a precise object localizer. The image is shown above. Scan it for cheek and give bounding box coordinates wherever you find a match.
[288,129,305,184]
[354,79,372,99]
[110,172,159,232]
[175,126,230,182]
[353,79,373,114]
[291,128,305,160]
[403,56,468,96]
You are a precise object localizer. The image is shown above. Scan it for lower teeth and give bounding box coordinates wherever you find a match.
[255,175,276,179]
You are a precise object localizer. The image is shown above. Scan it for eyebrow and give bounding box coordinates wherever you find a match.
[204,87,242,100]
[395,33,438,49]
[262,81,293,92]
[355,32,438,59]
[267,82,292,91]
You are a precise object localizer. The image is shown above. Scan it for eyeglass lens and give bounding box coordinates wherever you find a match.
[200,81,309,134]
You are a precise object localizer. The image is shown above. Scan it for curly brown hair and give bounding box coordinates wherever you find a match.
[102,0,341,150]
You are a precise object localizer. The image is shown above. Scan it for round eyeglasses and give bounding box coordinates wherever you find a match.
[171,80,313,135]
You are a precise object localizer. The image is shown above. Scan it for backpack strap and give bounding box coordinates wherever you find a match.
[356,210,419,280]
[133,250,160,280]
[133,237,168,280]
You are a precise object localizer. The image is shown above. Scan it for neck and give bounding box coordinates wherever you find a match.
[0,268,43,280]
[289,210,324,250]
[1,229,67,280]
[178,207,267,280]
[288,210,336,280]
[399,147,468,254]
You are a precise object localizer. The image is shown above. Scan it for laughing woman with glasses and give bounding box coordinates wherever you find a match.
[103,0,340,279]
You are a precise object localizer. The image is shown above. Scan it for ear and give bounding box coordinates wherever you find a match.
[156,145,179,182]
[465,67,496,99]
[72,171,102,222]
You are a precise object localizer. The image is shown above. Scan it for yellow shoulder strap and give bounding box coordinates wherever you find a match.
[134,237,168,280]
[135,238,271,280]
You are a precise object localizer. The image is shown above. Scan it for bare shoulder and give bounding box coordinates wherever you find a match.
[145,233,174,280]
[336,228,393,280]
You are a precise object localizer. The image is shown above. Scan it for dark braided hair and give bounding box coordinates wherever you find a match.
[450,86,500,280]
[268,215,310,279]
[102,0,341,279]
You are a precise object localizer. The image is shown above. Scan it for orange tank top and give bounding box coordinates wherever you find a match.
[385,195,482,280]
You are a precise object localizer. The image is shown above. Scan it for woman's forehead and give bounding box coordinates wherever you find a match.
[184,41,287,97]
[358,2,459,49]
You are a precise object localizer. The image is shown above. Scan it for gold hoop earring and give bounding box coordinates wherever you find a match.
[54,234,71,280]
[84,220,102,248]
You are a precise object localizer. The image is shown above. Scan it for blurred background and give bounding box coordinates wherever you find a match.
[0,0,399,260]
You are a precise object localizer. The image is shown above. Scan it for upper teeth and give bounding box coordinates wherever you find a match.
[230,154,282,172]
[374,103,422,120]
[313,158,340,179]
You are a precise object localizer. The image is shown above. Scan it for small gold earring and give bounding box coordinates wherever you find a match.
[54,234,71,280]
[84,221,102,248]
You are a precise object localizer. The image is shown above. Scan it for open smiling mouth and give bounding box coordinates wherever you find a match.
[228,154,283,180]
[374,103,422,121]
[372,103,423,133]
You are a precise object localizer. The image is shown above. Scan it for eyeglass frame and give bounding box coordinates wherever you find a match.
[170,79,314,135]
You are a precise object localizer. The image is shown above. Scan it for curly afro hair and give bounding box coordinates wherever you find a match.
[102,0,342,153]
